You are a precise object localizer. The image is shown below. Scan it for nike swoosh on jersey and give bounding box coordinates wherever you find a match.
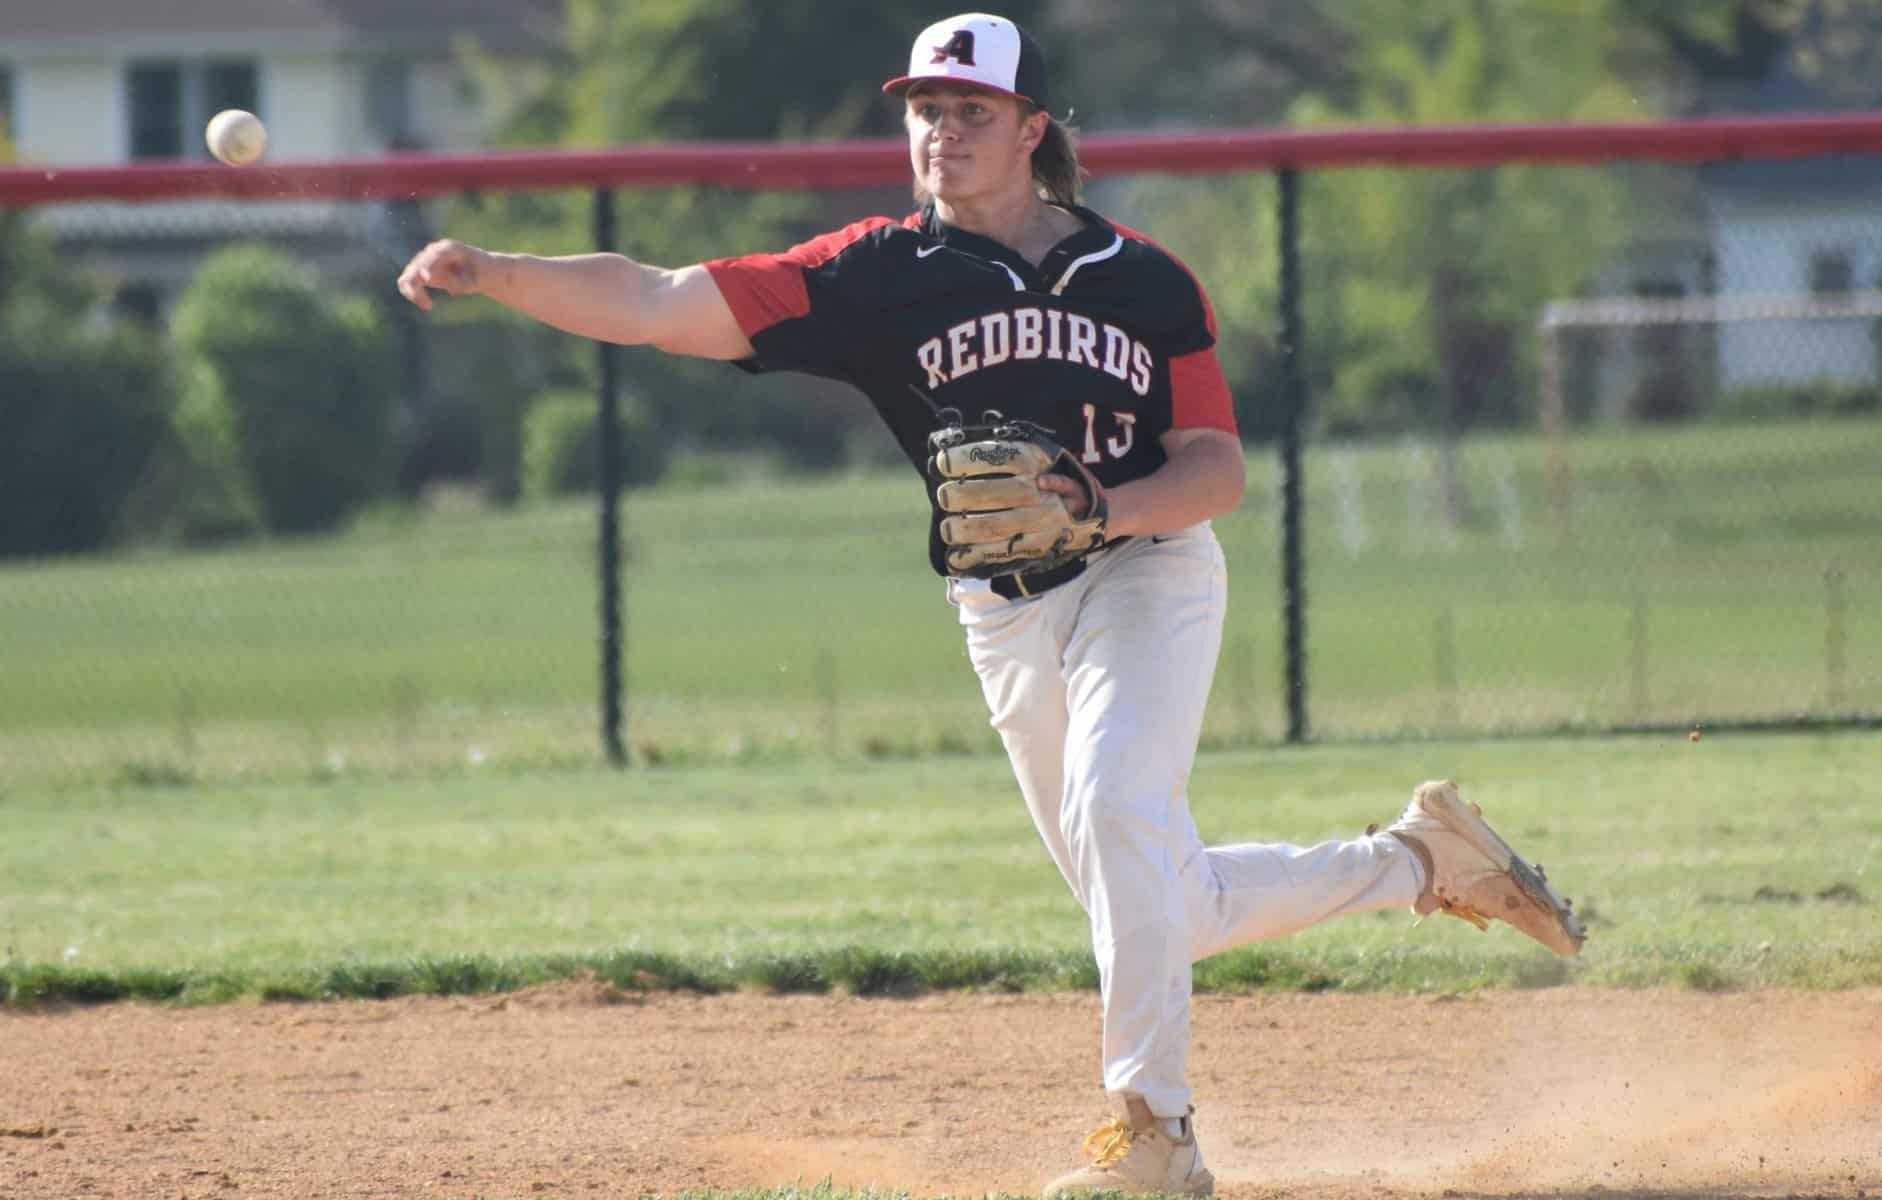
[916,244,945,258]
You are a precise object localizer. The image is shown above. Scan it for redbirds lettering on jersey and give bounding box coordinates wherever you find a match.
[703,202,1236,574]
[915,308,1155,395]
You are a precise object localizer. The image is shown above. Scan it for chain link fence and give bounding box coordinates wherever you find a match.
[2,148,1878,786]
[1272,158,1881,741]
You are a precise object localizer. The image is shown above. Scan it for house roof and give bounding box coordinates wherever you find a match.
[1688,3,1882,203]
[1702,155,1882,202]
[0,0,561,55]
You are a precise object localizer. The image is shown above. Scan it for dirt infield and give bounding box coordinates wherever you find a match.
[4,984,1879,1199]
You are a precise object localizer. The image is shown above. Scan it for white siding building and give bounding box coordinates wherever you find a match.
[1553,29,1882,421]
[0,0,559,310]
[1689,26,1882,396]
[1702,158,1882,389]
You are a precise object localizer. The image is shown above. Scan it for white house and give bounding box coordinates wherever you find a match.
[1545,26,1882,423]
[1700,156,1882,392]
[0,0,560,313]
[1680,20,1881,396]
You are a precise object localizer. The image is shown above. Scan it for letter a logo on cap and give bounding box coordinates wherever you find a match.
[930,29,977,65]
[883,13,1050,110]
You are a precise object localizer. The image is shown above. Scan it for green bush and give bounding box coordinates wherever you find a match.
[1715,379,1881,423]
[522,388,668,497]
[405,316,559,505]
[172,245,398,536]
[0,326,173,557]
[158,356,263,543]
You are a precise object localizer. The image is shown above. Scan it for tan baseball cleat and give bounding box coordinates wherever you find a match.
[1379,779,1586,957]
[1043,1098,1214,1198]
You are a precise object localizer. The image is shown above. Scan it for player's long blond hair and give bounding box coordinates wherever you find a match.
[911,105,1085,208]
[1029,108,1085,206]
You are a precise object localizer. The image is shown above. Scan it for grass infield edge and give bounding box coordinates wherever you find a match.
[7,941,1878,1009]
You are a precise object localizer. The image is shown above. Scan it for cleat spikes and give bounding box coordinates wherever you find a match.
[1382,780,1586,957]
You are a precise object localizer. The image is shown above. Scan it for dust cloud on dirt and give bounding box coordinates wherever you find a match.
[4,985,1878,1199]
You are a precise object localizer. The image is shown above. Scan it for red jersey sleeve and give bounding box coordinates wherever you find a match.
[703,217,895,376]
[1110,220,1238,437]
[705,252,811,338]
[1171,346,1237,434]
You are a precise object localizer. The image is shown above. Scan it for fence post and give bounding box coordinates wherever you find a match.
[593,186,627,767]
[1277,167,1309,744]
[1538,309,1570,535]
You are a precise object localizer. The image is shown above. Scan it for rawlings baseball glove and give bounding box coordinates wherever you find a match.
[928,413,1109,579]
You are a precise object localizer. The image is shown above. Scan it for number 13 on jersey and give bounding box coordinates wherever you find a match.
[1081,403,1136,464]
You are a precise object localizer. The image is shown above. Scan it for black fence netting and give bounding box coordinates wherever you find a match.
[1164,158,1882,742]
[2,150,1877,785]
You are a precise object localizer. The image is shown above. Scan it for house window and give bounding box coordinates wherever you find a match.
[1810,249,1854,296]
[203,61,259,119]
[366,59,413,147]
[126,59,259,160]
[129,63,184,159]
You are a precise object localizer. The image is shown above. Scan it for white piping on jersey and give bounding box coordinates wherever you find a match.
[920,240,1025,290]
[1050,233,1125,296]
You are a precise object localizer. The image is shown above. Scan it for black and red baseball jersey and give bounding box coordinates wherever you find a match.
[704,202,1237,574]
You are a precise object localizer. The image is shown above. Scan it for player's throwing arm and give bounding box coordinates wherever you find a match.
[397,241,754,360]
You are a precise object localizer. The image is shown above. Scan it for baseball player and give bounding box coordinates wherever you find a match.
[397,13,1585,1196]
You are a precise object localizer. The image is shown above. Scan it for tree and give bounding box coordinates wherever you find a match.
[1630,0,1882,111]
[1120,3,1645,463]
[1618,0,1805,110]
[1043,0,1358,128]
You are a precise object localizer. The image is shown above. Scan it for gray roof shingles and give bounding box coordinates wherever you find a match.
[0,0,559,49]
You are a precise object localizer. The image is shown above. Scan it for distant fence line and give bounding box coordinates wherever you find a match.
[3,113,1881,776]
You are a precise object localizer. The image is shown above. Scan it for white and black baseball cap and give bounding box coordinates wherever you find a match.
[881,13,1050,109]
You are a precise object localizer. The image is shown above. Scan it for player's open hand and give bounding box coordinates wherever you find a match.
[397,239,489,310]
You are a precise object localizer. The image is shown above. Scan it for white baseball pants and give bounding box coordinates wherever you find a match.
[951,524,1424,1120]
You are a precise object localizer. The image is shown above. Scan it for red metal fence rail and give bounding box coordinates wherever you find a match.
[5,112,1882,205]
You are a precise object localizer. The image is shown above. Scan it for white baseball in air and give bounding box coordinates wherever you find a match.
[206,109,268,167]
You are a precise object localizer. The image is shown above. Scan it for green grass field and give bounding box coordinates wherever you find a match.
[6,421,1870,1200]
[5,730,1879,1003]
[2,417,1877,786]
